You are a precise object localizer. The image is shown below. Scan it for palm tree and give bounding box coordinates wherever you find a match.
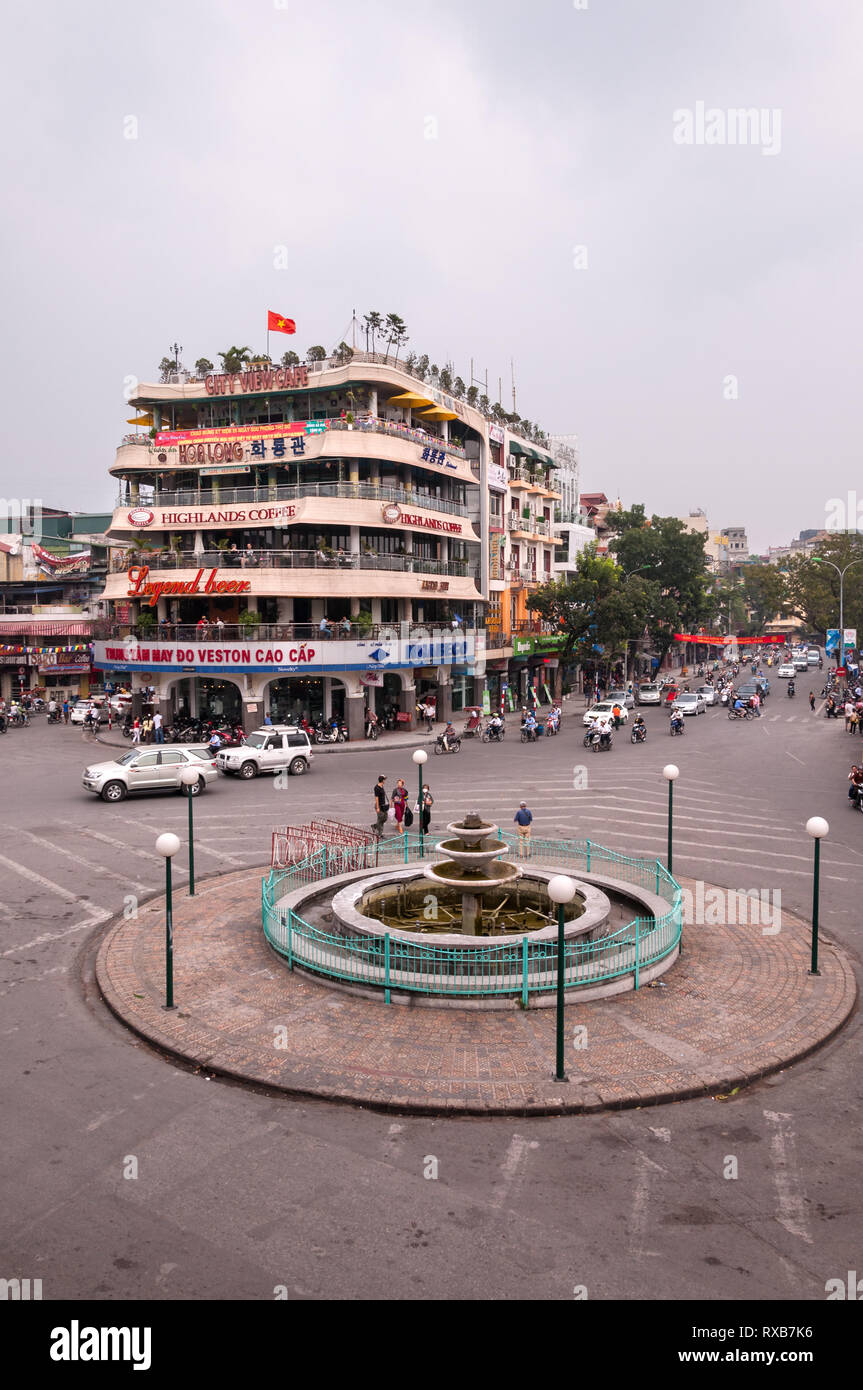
[219,346,252,373]
[363,311,384,355]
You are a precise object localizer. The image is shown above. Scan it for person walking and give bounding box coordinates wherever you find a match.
[142,714,154,744]
[391,777,408,835]
[809,690,816,712]
[420,784,433,835]
[372,774,389,837]
[153,710,164,744]
[131,716,141,743]
[62,698,70,725]
[514,800,533,857]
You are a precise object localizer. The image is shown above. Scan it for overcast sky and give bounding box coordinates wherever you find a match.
[2,0,861,552]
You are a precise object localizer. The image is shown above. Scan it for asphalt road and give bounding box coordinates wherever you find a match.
[1,666,861,1303]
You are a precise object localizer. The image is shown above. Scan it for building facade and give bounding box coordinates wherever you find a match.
[94,354,494,735]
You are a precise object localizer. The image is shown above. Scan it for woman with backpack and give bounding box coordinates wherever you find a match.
[392,778,408,836]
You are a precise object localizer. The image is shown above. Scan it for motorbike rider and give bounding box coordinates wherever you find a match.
[441,720,457,751]
[787,678,795,698]
[632,714,646,741]
[669,708,685,734]
[598,716,613,749]
[522,709,538,741]
[848,765,863,807]
[732,696,746,718]
[488,712,504,741]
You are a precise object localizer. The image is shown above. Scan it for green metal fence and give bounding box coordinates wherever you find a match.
[261,832,682,1003]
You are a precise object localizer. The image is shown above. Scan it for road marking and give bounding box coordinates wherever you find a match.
[763,1110,812,1245]
[785,750,805,766]
[0,850,106,911]
[14,828,149,894]
[627,1151,665,1258]
[490,1134,539,1210]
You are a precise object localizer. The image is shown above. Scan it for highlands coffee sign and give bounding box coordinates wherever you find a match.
[126,504,296,528]
[127,565,251,607]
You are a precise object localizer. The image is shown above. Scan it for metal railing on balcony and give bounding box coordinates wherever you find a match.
[121,416,469,462]
[102,619,485,644]
[117,480,470,518]
[114,548,479,580]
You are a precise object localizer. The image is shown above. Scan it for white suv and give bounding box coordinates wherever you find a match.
[217,726,314,779]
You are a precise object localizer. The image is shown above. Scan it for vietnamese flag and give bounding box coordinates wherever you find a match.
[267,310,296,335]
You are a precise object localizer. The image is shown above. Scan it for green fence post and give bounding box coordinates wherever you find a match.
[586,839,591,872]
[287,908,293,971]
[522,936,529,1008]
[634,917,640,990]
[656,859,660,894]
[384,932,391,1005]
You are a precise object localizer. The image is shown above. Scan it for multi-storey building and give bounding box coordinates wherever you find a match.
[93,353,492,736]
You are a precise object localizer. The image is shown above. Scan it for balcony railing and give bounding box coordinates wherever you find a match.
[102,620,484,644]
[117,480,470,519]
[113,548,479,580]
[121,416,469,462]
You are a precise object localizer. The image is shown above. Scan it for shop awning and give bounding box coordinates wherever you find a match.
[387,392,434,408]
[508,440,526,455]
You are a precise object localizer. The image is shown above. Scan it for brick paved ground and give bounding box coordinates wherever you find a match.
[95,869,857,1115]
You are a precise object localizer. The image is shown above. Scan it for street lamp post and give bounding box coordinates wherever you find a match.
[809,556,863,658]
[663,764,679,874]
[179,766,198,895]
[412,748,428,855]
[548,874,576,1082]
[156,832,181,1009]
[805,817,828,976]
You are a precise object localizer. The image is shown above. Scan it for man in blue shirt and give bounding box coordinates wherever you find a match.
[514,800,533,856]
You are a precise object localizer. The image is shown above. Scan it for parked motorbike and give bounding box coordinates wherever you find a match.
[313,719,347,745]
[434,733,461,755]
[365,714,380,741]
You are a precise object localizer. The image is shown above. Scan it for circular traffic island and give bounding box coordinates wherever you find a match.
[94,853,857,1115]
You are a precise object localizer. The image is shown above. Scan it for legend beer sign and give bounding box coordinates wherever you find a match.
[127,565,251,607]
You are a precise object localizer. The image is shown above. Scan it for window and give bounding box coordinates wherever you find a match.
[134,753,160,767]
[161,751,184,764]
[287,734,308,748]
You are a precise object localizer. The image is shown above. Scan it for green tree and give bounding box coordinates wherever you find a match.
[478,394,490,414]
[739,564,789,631]
[452,376,466,400]
[281,350,300,366]
[158,357,176,382]
[605,505,712,665]
[363,311,383,354]
[383,313,408,362]
[194,357,214,376]
[785,533,863,637]
[413,353,429,381]
[306,345,327,362]
[465,385,479,407]
[332,341,353,364]
[527,547,651,667]
[218,346,252,373]
[439,366,453,393]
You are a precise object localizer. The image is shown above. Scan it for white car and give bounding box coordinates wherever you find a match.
[777,664,796,678]
[636,683,662,705]
[695,684,717,706]
[83,745,218,802]
[70,699,109,725]
[582,701,629,727]
[807,650,820,665]
[671,692,706,715]
[793,655,808,672]
[606,688,635,709]
[217,725,314,778]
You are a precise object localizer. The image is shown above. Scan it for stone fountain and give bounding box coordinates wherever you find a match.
[423,812,520,935]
